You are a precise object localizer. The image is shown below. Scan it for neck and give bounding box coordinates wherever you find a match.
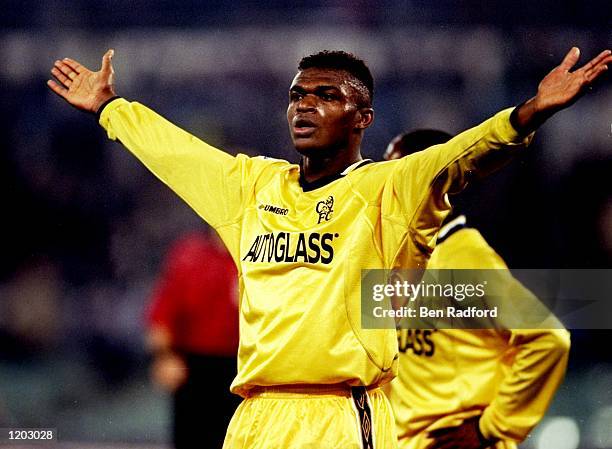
[301,147,362,183]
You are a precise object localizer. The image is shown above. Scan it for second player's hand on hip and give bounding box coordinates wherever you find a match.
[426,417,494,449]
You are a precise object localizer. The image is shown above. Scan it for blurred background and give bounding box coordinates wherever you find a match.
[1,1,611,448]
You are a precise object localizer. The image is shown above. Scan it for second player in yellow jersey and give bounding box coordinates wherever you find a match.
[384,130,570,449]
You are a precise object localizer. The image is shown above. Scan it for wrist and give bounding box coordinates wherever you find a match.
[93,90,118,114]
[95,94,121,120]
[512,95,559,136]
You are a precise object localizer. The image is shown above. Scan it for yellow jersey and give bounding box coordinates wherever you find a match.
[389,225,570,448]
[99,98,531,397]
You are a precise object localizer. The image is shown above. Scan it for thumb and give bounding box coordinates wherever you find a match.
[559,47,580,72]
[101,49,114,74]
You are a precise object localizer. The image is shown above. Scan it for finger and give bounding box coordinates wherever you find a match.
[424,440,438,449]
[434,442,459,449]
[559,47,580,72]
[47,79,69,99]
[425,439,443,449]
[424,433,457,449]
[428,427,458,437]
[62,57,85,74]
[584,53,612,79]
[50,67,72,88]
[54,60,78,80]
[585,63,609,83]
[427,430,460,447]
[101,48,114,74]
[579,49,612,72]
[426,436,456,449]
[426,438,456,449]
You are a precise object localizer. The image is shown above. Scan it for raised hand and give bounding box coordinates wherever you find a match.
[513,47,612,133]
[47,49,117,114]
[534,47,612,112]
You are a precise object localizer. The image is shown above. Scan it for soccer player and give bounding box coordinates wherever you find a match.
[46,47,610,448]
[384,130,571,449]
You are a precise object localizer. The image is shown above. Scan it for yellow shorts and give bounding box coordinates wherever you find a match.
[223,385,398,449]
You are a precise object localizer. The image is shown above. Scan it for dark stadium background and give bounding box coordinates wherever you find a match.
[0,1,610,448]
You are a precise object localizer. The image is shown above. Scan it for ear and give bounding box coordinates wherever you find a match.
[355,107,374,130]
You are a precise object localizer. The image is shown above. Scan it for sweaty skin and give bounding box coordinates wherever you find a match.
[287,68,374,183]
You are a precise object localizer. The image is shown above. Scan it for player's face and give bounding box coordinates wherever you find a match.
[287,68,363,155]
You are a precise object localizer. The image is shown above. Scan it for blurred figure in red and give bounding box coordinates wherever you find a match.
[146,229,240,449]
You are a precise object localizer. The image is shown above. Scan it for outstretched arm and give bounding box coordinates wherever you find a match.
[394,47,611,259]
[513,47,612,134]
[47,49,117,114]
[46,50,283,235]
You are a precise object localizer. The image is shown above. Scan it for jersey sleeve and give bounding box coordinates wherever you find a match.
[390,108,533,255]
[99,98,279,229]
[478,328,571,442]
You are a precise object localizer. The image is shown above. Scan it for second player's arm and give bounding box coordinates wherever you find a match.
[478,327,571,443]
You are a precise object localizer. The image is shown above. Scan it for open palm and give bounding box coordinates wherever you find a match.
[47,49,116,113]
[535,47,612,112]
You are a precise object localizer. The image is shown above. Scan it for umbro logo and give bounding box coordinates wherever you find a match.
[259,204,289,216]
[316,196,334,224]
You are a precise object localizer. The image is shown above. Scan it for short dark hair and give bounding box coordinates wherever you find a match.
[393,129,453,157]
[298,50,374,107]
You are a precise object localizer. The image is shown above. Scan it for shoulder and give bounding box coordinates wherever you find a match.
[346,159,402,179]
[250,154,292,165]
[432,228,508,269]
[357,152,441,177]
[446,228,489,249]
[232,155,295,190]
[241,154,293,173]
